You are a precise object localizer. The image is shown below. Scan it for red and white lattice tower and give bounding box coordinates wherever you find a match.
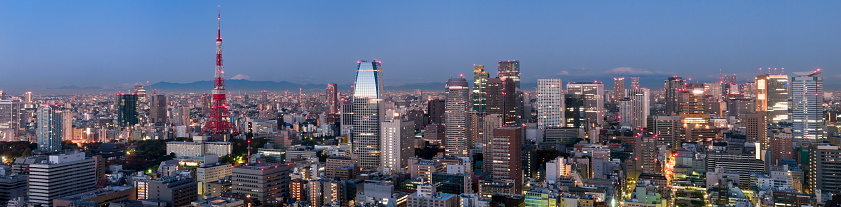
[203,8,238,135]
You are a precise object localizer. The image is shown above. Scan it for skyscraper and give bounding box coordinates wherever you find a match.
[613,77,625,101]
[381,119,414,173]
[150,94,167,125]
[117,93,138,127]
[566,82,604,126]
[445,77,470,157]
[498,60,520,89]
[756,74,790,123]
[490,127,523,193]
[790,70,823,142]
[679,83,705,114]
[618,88,650,130]
[37,104,62,153]
[664,77,685,115]
[808,143,841,195]
[327,83,339,114]
[472,65,488,112]
[352,60,384,170]
[0,100,23,141]
[564,94,584,128]
[27,152,95,207]
[427,99,445,124]
[537,79,563,129]
[486,78,517,125]
[631,77,640,90]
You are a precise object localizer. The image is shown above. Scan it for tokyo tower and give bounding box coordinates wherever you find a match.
[203,8,238,135]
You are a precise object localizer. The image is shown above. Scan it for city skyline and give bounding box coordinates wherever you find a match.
[2,1,841,93]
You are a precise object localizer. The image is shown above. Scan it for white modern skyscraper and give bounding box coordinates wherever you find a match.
[618,88,650,130]
[791,70,824,142]
[37,104,62,153]
[352,60,384,170]
[381,119,414,174]
[537,79,564,129]
[566,82,604,126]
[445,77,470,157]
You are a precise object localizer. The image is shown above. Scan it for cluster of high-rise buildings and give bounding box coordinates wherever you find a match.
[1,11,841,207]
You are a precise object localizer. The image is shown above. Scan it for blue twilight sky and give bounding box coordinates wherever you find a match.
[1,1,840,93]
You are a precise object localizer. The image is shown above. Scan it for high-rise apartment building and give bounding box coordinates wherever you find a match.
[472,65,488,112]
[445,78,470,157]
[613,77,625,101]
[566,82,604,126]
[117,93,139,127]
[327,83,339,114]
[232,164,292,204]
[756,74,789,123]
[381,119,414,173]
[37,104,62,153]
[28,152,95,207]
[352,60,384,170]
[618,88,650,130]
[489,127,523,193]
[537,79,563,129]
[790,70,823,142]
[664,77,685,115]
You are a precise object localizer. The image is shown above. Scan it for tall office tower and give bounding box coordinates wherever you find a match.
[28,152,95,207]
[618,88,650,130]
[24,92,32,103]
[791,70,823,142]
[327,83,339,114]
[664,77,686,115]
[632,135,657,178]
[631,77,640,90]
[0,100,23,141]
[352,60,384,170]
[473,65,489,112]
[117,93,139,127]
[381,119,414,174]
[537,79,564,129]
[482,114,503,173]
[486,78,517,125]
[340,98,353,134]
[468,111,484,148]
[566,82,604,126]
[61,110,72,143]
[203,12,237,135]
[260,90,268,103]
[756,74,790,123]
[679,83,706,114]
[445,78,470,157]
[37,105,62,153]
[498,60,520,89]
[150,94,167,125]
[646,116,680,149]
[769,126,793,165]
[489,127,523,193]
[613,77,625,101]
[136,176,198,207]
[705,82,724,100]
[746,112,769,148]
[564,94,584,128]
[427,99,445,124]
[134,84,147,103]
[201,93,211,115]
[809,143,841,195]
[233,164,292,204]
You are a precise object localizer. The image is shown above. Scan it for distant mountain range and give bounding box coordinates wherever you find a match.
[148,80,457,93]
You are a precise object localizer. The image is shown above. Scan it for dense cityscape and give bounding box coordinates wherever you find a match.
[2,2,841,207]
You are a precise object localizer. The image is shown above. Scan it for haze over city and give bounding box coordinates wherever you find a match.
[2,1,841,93]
